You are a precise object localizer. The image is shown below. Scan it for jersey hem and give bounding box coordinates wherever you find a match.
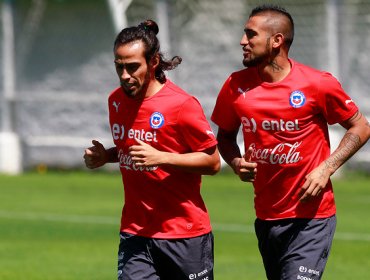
[120,228,213,239]
[256,211,337,221]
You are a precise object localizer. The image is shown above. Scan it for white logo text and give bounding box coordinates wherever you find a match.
[112,123,158,142]
[250,142,303,164]
[118,149,158,171]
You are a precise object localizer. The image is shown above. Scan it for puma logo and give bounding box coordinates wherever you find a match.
[113,101,120,112]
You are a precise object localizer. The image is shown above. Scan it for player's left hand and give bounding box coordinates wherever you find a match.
[299,165,331,202]
[128,138,162,167]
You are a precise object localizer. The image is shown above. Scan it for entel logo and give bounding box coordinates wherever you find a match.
[112,123,158,142]
[241,117,300,133]
[188,268,208,280]
[241,117,257,133]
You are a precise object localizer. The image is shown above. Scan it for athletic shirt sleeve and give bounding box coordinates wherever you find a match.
[317,72,358,125]
[177,96,217,152]
[211,75,241,131]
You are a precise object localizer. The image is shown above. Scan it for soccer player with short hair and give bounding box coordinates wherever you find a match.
[211,4,370,280]
[84,19,220,280]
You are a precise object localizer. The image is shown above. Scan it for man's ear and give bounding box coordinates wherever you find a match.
[272,33,284,48]
[150,54,160,69]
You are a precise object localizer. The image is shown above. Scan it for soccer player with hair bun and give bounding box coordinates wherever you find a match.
[84,19,220,280]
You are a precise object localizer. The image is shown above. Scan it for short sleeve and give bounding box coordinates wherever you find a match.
[177,97,218,152]
[211,76,241,131]
[317,72,358,125]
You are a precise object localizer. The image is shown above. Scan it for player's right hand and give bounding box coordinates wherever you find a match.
[83,140,108,169]
[234,146,257,182]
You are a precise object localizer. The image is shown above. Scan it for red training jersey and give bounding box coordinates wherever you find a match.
[108,80,217,238]
[211,59,358,220]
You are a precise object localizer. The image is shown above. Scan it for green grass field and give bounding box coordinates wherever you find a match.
[0,169,369,279]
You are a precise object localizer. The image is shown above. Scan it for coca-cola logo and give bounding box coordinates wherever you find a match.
[118,149,158,172]
[250,142,303,164]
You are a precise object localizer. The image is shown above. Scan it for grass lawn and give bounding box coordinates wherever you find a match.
[0,169,369,279]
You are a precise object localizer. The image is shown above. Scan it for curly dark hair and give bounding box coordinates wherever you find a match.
[114,19,182,84]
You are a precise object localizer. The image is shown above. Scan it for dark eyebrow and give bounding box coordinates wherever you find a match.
[244,28,255,33]
[114,59,140,65]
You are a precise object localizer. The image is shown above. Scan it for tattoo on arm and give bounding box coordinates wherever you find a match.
[324,132,361,172]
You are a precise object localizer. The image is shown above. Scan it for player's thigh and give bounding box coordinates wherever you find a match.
[155,232,214,280]
[281,216,336,280]
[254,218,284,280]
[117,232,159,280]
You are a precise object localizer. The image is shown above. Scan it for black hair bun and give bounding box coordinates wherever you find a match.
[139,19,159,35]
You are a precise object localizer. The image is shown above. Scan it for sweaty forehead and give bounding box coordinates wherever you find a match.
[246,15,270,32]
[247,13,282,33]
[127,41,143,50]
[114,40,146,59]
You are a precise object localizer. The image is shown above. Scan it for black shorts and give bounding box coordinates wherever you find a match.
[255,215,336,280]
[117,232,214,280]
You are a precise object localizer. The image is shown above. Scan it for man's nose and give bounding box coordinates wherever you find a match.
[240,34,249,46]
[121,68,130,80]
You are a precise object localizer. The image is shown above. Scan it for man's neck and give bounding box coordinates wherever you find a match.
[258,57,292,83]
[145,79,165,99]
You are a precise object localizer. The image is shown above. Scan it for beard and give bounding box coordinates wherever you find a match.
[243,54,266,67]
[121,70,151,100]
[243,38,271,67]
